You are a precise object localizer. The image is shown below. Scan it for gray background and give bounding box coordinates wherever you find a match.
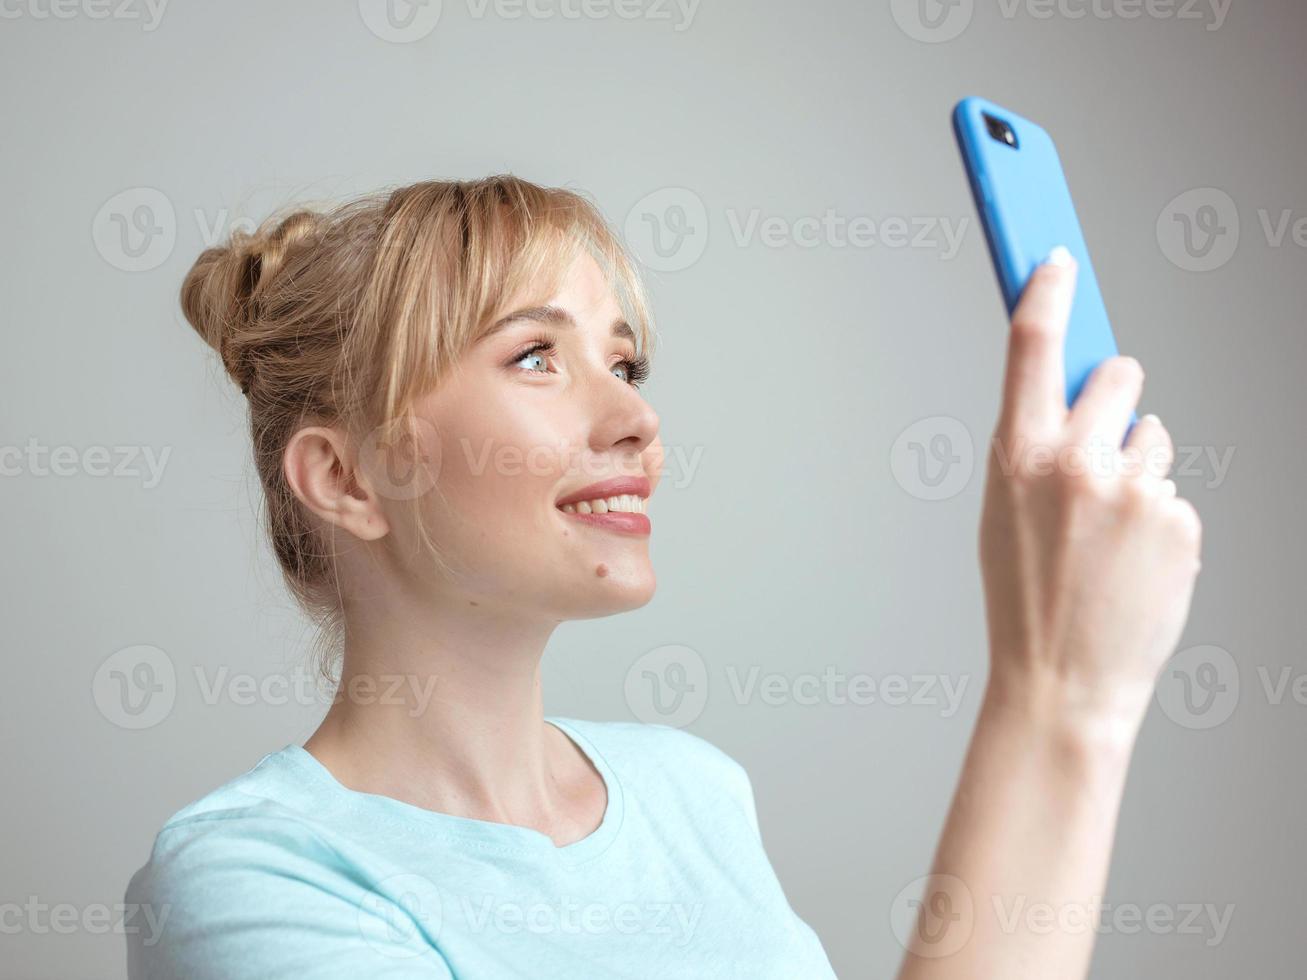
[3,0,1305,977]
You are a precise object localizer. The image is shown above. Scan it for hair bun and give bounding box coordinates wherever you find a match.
[179,210,324,394]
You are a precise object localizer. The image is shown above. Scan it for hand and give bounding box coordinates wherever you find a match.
[978,248,1203,736]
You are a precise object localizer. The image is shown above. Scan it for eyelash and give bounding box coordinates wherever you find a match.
[508,334,651,389]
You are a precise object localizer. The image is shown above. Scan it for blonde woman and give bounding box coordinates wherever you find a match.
[125,177,1201,979]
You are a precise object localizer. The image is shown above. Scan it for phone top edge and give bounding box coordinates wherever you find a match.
[953,97,1056,155]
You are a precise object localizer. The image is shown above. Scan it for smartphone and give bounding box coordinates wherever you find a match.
[952,96,1132,423]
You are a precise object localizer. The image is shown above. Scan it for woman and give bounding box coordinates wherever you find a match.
[125,176,1202,978]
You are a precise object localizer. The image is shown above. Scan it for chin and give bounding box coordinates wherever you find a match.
[564,564,657,620]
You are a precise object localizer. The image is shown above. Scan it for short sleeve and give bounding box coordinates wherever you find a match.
[124,812,454,980]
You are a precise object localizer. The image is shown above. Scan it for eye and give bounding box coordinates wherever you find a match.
[505,334,650,388]
[613,354,651,389]
[509,338,557,375]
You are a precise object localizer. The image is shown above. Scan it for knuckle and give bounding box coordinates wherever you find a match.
[1167,497,1203,550]
[1100,355,1144,389]
[1010,316,1052,349]
[1135,427,1175,479]
[1154,431,1176,463]
[1118,476,1155,517]
[1027,262,1064,288]
[1008,457,1043,488]
[990,446,1035,489]
[1149,445,1176,479]
[1140,415,1173,450]
[1059,468,1106,506]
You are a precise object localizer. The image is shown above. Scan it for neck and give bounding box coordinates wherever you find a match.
[304,584,576,830]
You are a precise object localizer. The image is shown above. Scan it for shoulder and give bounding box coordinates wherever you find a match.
[551,715,749,780]
[125,747,341,909]
[157,745,319,827]
[124,748,451,978]
[142,747,323,848]
[548,716,759,831]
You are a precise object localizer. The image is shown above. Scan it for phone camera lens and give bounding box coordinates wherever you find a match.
[983,113,1019,149]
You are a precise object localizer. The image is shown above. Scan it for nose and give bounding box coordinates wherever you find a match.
[585,368,660,458]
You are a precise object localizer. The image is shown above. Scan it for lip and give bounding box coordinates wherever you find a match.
[562,510,651,536]
[555,476,652,509]
[556,475,652,538]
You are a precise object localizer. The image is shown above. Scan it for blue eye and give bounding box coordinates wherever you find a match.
[613,356,651,388]
[512,341,556,374]
[506,336,650,389]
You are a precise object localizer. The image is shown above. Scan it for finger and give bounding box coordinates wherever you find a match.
[1067,354,1144,452]
[1122,413,1174,481]
[998,247,1078,437]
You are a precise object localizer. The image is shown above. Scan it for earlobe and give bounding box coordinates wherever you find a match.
[283,426,391,542]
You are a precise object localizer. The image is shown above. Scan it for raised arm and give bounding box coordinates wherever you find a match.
[897,248,1203,979]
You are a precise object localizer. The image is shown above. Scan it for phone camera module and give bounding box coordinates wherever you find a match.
[983,113,1019,149]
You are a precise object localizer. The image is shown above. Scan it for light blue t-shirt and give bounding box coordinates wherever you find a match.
[124,717,837,978]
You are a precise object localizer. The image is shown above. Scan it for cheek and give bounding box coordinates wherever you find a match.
[428,397,573,527]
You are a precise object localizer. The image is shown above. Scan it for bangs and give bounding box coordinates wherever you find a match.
[373,177,656,426]
[474,189,656,359]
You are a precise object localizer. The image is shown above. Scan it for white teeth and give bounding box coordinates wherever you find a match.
[559,495,647,515]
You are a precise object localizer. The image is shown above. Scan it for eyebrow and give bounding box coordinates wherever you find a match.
[488,305,635,343]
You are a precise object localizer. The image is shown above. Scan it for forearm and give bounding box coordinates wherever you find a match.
[896,670,1141,980]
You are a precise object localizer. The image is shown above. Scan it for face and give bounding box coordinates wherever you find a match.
[374,251,663,622]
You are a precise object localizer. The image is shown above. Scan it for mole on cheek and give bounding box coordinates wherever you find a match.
[595,563,609,578]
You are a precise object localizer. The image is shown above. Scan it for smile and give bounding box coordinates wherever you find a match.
[559,495,647,515]
[556,477,652,536]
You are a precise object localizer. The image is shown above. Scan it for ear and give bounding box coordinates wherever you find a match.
[283,426,390,542]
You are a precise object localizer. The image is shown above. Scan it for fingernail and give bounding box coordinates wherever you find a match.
[1143,413,1161,424]
[1045,245,1074,267]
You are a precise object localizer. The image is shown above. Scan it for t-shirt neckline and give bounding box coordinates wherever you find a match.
[279,715,624,865]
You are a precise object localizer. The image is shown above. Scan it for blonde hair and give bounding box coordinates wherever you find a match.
[180,176,655,676]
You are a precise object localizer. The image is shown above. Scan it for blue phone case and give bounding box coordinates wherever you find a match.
[953,96,1132,422]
